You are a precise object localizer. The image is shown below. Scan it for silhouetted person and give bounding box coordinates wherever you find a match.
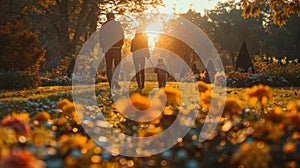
[131,31,150,92]
[99,12,124,89]
[154,58,168,88]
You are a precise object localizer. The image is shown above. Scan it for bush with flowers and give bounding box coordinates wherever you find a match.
[0,83,300,167]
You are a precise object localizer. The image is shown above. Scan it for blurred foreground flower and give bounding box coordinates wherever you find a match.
[234,141,271,168]
[287,100,300,114]
[253,121,284,142]
[0,148,46,168]
[160,87,181,107]
[196,81,210,93]
[1,112,31,134]
[115,93,163,122]
[33,111,51,123]
[223,97,242,120]
[56,99,79,123]
[245,84,272,106]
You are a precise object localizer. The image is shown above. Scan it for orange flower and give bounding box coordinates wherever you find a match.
[253,121,284,142]
[56,99,79,123]
[287,100,300,114]
[245,84,272,105]
[30,127,53,147]
[115,93,163,122]
[196,81,210,93]
[138,127,163,137]
[0,148,45,168]
[160,87,181,107]
[0,127,17,145]
[234,141,271,168]
[1,114,31,134]
[33,111,51,123]
[58,134,88,155]
[130,93,151,111]
[223,97,242,120]
[283,142,296,153]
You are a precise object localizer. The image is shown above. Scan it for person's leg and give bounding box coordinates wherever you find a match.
[105,51,113,88]
[133,56,141,88]
[112,49,122,89]
[140,57,145,88]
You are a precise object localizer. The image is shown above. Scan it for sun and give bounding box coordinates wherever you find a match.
[145,20,164,48]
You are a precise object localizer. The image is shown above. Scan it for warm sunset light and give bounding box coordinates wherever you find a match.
[1,0,299,167]
[145,20,164,48]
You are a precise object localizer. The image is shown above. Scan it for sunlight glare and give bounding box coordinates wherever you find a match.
[145,20,163,48]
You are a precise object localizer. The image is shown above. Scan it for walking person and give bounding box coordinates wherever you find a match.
[99,12,124,89]
[154,58,169,88]
[131,31,150,92]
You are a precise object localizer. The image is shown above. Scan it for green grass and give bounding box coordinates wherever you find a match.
[1,82,299,110]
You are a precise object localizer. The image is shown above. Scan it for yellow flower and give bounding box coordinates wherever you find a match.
[33,111,51,123]
[223,97,242,120]
[0,148,46,168]
[160,87,181,107]
[253,121,284,142]
[58,134,88,155]
[30,127,53,147]
[196,81,210,93]
[130,93,151,111]
[287,100,300,114]
[0,127,17,145]
[1,113,31,134]
[56,99,79,123]
[234,141,271,168]
[138,127,163,137]
[245,84,272,105]
[283,142,296,153]
[115,93,163,122]
[11,112,30,123]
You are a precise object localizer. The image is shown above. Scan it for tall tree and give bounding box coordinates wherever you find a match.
[2,0,162,69]
[236,42,252,71]
[240,0,300,26]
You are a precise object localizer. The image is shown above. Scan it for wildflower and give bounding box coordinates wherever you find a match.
[56,99,79,123]
[199,90,223,110]
[58,134,88,155]
[245,84,272,106]
[138,127,163,137]
[223,97,242,120]
[0,148,46,168]
[33,111,51,123]
[0,127,17,145]
[283,142,296,153]
[130,93,151,111]
[1,113,31,134]
[115,93,162,122]
[234,141,271,168]
[160,87,181,107]
[30,127,53,147]
[196,81,210,93]
[287,100,300,114]
[265,107,283,122]
[253,121,284,142]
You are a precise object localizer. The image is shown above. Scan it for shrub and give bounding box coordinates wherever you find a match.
[0,71,40,90]
[0,22,45,72]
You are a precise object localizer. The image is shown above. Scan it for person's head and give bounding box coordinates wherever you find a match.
[158,58,164,64]
[106,12,115,20]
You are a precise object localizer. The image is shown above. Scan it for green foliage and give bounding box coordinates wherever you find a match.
[0,22,45,72]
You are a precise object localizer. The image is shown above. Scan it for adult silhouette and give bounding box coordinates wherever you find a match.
[99,12,124,89]
[131,31,150,92]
